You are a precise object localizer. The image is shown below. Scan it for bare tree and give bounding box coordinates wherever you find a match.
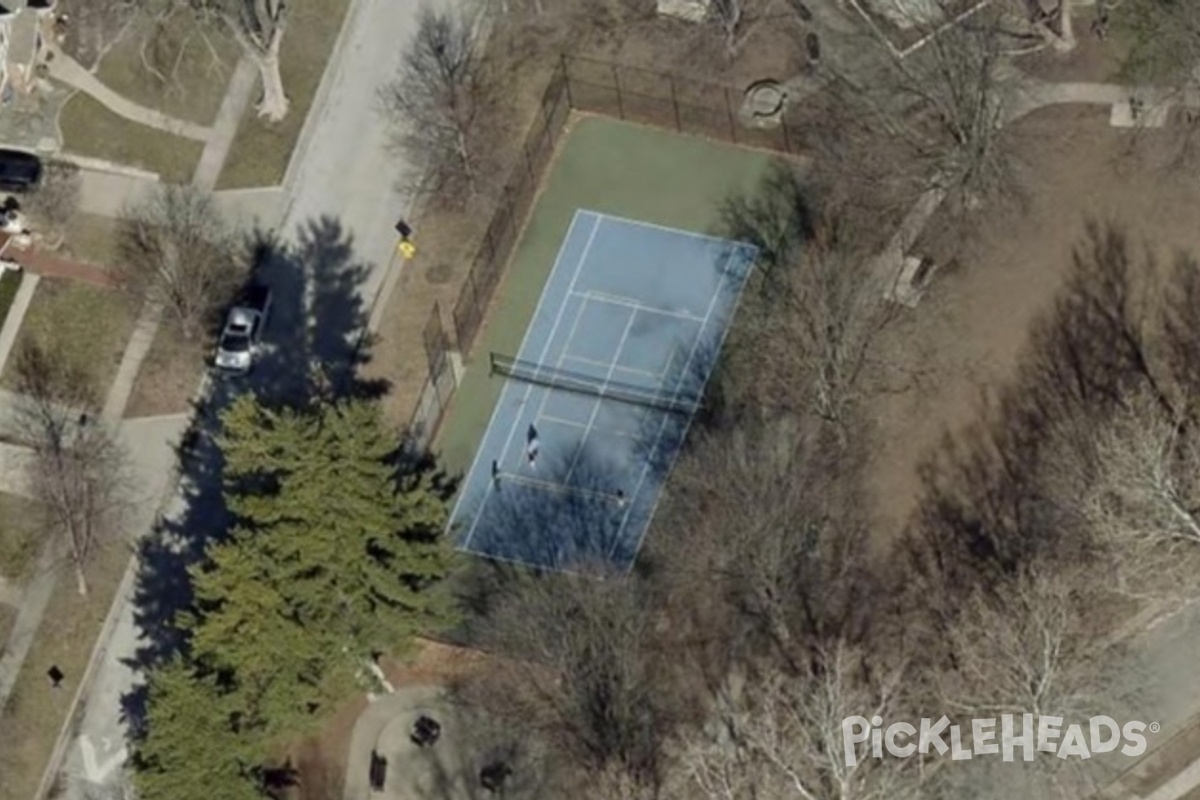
[145,0,289,119]
[708,0,761,62]
[10,341,127,596]
[721,170,894,430]
[1056,391,1200,600]
[212,0,289,120]
[810,8,1020,219]
[380,7,487,199]
[23,160,81,250]
[671,642,919,800]
[933,566,1117,720]
[115,184,243,341]
[465,571,671,793]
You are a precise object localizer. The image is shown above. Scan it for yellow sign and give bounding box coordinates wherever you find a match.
[398,239,417,260]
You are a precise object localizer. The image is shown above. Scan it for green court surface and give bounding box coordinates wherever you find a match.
[434,116,774,475]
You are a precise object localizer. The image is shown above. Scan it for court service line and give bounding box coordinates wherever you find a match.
[608,259,729,563]
[458,210,599,550]
[564,308,639,484]
[617,245,759,566]
[591,210,742,246]
[571,289,708,323]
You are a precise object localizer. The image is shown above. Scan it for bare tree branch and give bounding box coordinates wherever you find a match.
[9,341,128,596]
[380,6,489,201]
[115,184,244,341]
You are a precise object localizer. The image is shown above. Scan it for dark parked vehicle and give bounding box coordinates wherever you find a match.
[0,150,42,192]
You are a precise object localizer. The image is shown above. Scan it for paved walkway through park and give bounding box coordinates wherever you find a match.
[344,686,479,800]
[45,47,210,142]
[0,270,38,372]
[193,57,258,191]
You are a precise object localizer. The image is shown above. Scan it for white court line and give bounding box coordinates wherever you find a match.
[540,412,641,438]
[570,289,708,323]
[496,471,623,503]
[564,307,638,484]
[590,210,743,246]
[612,245,758,566]
[561,353,660,380]
[524,215,608,436]
[458,210,600,550]
[608,247,733,563]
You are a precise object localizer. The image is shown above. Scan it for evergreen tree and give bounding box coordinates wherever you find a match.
[133,660,262,800]
[186,394,457,738]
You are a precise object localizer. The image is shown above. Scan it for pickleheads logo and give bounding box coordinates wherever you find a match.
[841,715,1158,767]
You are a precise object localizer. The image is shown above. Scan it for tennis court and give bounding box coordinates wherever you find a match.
[449,209,756,571]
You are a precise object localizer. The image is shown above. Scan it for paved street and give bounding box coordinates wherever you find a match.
[48,0,441,796]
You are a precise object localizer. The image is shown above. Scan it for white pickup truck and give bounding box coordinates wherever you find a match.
[214,284,272,373]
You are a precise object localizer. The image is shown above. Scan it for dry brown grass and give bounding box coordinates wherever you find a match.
[860,104,1200,549]
[124,324,206,419]
[0,542,131,800]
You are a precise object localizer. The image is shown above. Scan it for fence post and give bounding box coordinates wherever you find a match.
[724,87,739,144]
[561,54,574,109]
[612,64,625,119]
[669,75,682,132]
[781,116,793,154]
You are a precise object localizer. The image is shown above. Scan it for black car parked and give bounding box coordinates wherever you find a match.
[0,150,42,192]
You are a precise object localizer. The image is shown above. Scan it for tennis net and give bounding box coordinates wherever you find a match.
[489,353,699,415]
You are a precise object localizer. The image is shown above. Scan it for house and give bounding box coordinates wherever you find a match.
[0,0,55,98]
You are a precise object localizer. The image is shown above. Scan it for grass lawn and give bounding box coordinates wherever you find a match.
[0,279,137,403]
[0,542,130,800]
[0,270,22,331]
[433,117,772,474]
[95,10,241,126]
[0,604,16,658]
[124,324,206,418]
[59,92,204,183]
[0,493,40,583]
[62,213,119,267]
[216,0,351,189]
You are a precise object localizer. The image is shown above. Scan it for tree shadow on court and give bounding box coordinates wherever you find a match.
[463,442,630,574]
[121,215,383,737]
[715,160,820,284]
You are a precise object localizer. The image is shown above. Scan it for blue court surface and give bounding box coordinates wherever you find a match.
[449,210,757,572]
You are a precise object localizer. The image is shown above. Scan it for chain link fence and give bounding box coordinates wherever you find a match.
[408,55,802,446]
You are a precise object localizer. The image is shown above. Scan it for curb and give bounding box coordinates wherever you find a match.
[281,0,373,194]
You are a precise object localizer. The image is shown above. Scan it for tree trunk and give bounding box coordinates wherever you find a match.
[254,46,290,122]
[75,562,89,596]
[1053,1,1076,53]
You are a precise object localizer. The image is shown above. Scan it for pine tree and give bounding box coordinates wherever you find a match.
[185,394,457,739]
[133,660,262,800]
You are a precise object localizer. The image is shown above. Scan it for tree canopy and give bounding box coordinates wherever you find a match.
[134,393,457,798]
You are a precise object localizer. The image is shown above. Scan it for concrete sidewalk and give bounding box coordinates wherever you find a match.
[0,271,38,373]
[46,47,211,142]
[193,58,259,191]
